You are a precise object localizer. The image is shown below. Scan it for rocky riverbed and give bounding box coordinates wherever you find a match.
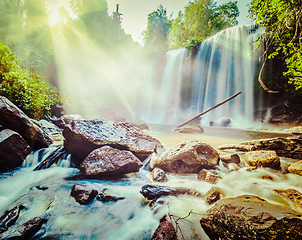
[1,95,302,239]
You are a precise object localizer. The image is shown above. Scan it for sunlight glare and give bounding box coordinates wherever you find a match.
[48,9,60,26]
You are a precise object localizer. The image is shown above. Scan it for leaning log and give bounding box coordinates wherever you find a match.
[176,91,241,128]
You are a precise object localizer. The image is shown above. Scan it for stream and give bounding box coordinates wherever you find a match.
[0,125,300,239]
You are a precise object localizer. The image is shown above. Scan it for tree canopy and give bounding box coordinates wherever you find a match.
[249,0,302,90]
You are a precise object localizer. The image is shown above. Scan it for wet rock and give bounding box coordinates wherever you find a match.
[0,129,31,172]
[70,184,98,204]
[174,124,204,134]
[197,169,221,184]
[203,187,222,204]
[80,146,143,178]
[33,146,66,171]
[152,168,168,182]
[218,134,302,159]
[275,189,302,213]
[63,119,162,161]
[38,119,62,136]
[245,150,280,169]
[0,205,25,233]
[0,217,47,239]
[0,96,52,149]
[150,140,219,174]
[96,189,125,202]
[288,160,302,176]
[200,195,302,240]
[140,184,202,200]
[150,215,178,240]
[220,153,240,164]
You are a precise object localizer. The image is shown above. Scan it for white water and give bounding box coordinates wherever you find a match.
[142,25,265,127]
[0,128,301,239]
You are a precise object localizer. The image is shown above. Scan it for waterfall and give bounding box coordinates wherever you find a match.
[144,25,264,127]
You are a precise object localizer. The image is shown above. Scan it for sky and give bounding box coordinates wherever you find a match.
[106,0,252,43]
[47,0,253,43]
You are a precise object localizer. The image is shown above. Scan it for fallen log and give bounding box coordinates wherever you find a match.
[176,91,241,128]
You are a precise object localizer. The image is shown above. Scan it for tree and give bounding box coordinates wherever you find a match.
[249,0,302,90]
[112,4,122,26]
[143,5,172,52]
[168,0,239,49]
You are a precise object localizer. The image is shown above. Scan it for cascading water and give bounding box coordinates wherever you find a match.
[145,25,265,127]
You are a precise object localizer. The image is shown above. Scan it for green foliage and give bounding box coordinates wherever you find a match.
[249,0,302,90]
[0,43,63,119]
[143,5,172,52]
[168,0,239,49]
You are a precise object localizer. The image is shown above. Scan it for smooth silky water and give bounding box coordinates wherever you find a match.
[0,125,300,239]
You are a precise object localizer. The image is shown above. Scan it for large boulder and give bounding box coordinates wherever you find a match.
[80,146,143,178]
[245,150,280,169]
[0,129,31,172]
[150,140,219,173]
[63,119,162,161]
[200,195,302,239]
[0,96,52,149]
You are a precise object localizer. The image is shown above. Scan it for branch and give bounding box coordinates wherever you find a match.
[258,57,279,93]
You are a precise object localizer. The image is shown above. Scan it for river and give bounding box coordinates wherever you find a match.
[0,125,300,239]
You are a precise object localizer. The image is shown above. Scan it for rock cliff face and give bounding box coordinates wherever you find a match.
[63,119,162,161]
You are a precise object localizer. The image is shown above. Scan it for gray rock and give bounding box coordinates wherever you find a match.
[63,119,162,161]
[174,124,204,133]
[70,184,98,205]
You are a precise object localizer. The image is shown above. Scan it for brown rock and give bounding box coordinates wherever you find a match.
[197,169,221,184]
[0,96,52,149]
[218,134,302,159]
[203,187,222,204]
[200,195,302,240]
[275,189,302,213]
[63,119,162,161]
[150,215,178,240]
[174,124,204,133]
[70,184,98,204]
[150,140,219,173]
[245,150,280,169]
[0,129,31,172]
[152,168,168,182]
[80,146,143,178]
[220,153,240,164]
[288,160,302,176]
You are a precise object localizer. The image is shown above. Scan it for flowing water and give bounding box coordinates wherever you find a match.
[0,126,301,239]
